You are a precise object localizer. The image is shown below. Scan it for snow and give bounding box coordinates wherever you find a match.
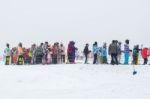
[0,64,150,99]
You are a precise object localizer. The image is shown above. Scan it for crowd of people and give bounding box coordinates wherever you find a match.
[83,39,150,65]
[3,39,150,65]
[3,41,78,65]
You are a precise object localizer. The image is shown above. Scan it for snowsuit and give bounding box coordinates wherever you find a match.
[117,44,122,64]
[141,48,148,65]
[35,46,43,64]
[124,44,130,65]
[109,43,118,65]
[4,47,11,65]
[93,45,99,64]
[60,45,65,64]
[132,46,141,65]
[17,47,24,65]
[52,45,58,64]
[84,45,90,64]
[67,42,77,64]
[102,47,107,64]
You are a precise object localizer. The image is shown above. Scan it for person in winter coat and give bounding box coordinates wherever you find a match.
[83,43,91,64]
[132,45,141,65]
[52,43,58,64]
[47,46,52,64]
[102,43,108,64]
[4,43,11,65]
[108,40,118,65]
[42,42,49,64]
[60,44,66,64]
[124,39,130,65]
[141,47,148,65]
[30,44,36,64]
[35,43,44,64]
[117,42,122,64]
[11,47,17,65]
[17,43,24,65]
[93,42,99,64]
[67,41,77,64]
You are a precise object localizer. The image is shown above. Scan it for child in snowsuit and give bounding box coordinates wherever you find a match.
[17,43,24,65]
[102,43,108,64]
[4,43,11,65]
[93,42,99,64]
[132,45,141,65]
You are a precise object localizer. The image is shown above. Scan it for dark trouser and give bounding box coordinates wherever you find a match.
[61,55,65,63]
[52,55,57,64]
[85,54,88,64]
[111,53,118,65]
[133,56,138,65]
[103,56,107,64]
[143,58,148,65]
[5,56,11,65]
[93,54,97,64]
[36,55,43,64]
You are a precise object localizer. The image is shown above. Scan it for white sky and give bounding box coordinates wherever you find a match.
[0,0,150,52]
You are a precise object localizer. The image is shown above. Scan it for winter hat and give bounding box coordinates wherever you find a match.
[125,39,129,44]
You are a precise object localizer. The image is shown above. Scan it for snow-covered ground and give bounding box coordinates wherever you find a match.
[0,63,150,99]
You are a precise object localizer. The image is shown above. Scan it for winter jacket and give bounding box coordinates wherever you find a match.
[93,45,99,55]
[17,47,23,55]
[59,46,65,55]
[109,43,118,54]
[141,48,148,59]
[4,47,11,56]
[117,45,122,55]
[102,47,107,57]
[84,46,90,55]
[124,44,130,54]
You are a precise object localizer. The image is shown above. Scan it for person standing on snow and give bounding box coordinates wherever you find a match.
[108,40,118,65]
[132,45,141,65]
[102,43,108,64]
[83,43,91,64]
[124,39,131,65]
[117,42,122,64]
[141,47,149,65]
[4,43,11,65]
[60,43,66,64]
[93,42,99,64]
[17,43,24,65]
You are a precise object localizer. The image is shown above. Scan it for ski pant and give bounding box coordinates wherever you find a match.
[84,54,88,64]
[133,56,138,65]
[143,58,148,65]
[5,56,11,65]
[36,55,43,64]
[124,53,129,65]
[93,54,97,64]
[111,53,118,65]
[102,56,107,64]
[52,55,57,64]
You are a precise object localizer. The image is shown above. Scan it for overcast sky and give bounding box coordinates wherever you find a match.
[0,0,150,52]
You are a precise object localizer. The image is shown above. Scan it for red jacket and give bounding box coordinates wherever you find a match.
[141,48,148,59]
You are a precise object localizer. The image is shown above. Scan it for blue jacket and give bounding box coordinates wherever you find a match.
[93,45,99,55]
[102,47,107,57]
